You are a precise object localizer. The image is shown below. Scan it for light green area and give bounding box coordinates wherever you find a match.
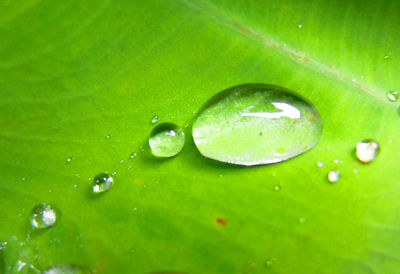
[0,0,399,273]
[192,84,322,165]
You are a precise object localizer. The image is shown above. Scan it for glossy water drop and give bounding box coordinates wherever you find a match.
[149,123,185,157]
[273,184,282,192]
[30,203,56,229]
[384,52,392,59]
[43,264,85,274]
[106,133,112,139]
[265,258,275,268]
[92,173,113,193]
[356,140,380,163]
[66,157,72,163]
[317,161,323,167]
[327,170,340,183]
[151,115,159,124]
[129,152,137,159]
[192,84,322,166]
[386,91,399,102]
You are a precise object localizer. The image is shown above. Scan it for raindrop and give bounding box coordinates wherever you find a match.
[149,122,185,157]
[386,91,399,102]
[92,173,113,193]
[327,170,340,183]
[356,139,379,163]
[151,115,159,124]
[192,84,322,166]
[30,203,56,229]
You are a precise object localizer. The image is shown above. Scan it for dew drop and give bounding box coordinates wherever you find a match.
[43,264,84,274]
[151,115,159,124]
[92,173,113,193]
[298,24,302,28]
[192,84,322,166]
[273,184,282,192]
[149,122,185,157]
[30,203,56,229]
[327,170,340,183]
[106,133,112,139]
[317,161,323,167]
[129,152,137,159]
[265,258,275,268]
[356,139,380,163]
[386,91,399,102]
[384,52,392,59]
[66,157,72,163]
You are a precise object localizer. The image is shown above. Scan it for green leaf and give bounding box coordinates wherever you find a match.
[0,0,399,273]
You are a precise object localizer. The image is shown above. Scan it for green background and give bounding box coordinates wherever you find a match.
[0,0,399,273]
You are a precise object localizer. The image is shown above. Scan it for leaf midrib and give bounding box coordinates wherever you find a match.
[179,0,387,103]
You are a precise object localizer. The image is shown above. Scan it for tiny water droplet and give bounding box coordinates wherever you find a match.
[0,241,7,250]
[299,217,306,223]
[328,170,340,183]
[298,24,302,28]
[356,140,379,163]
[21,177,25,181]
[120,159,124,163]
[92,173,113,193]
[151,115,159,124]
[333,159,340,164]
[265,258,275,268]
[149,122,185,157]
[192,84,322,166]
[30,203,56,229]
[73,184,77,188]
[129,152,137,159]
[317,161,323,167]
[273,184,282,192]
[384,52,392,59]
[66,157,72,163]
[43,264,83,274]
[106,133,112,139]
[386,91,399,102]
[112,171,117,175]
[353,169,358,174]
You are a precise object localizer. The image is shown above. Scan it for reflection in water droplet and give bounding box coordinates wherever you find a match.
[106,133,112,139]
[386,91,399,102]
[298,24,302,28]
[149,123,185,157]
[356,140,379,163]
[328,170,340,183]
[317,161,323,167]
[151,115,159,124]
[30,203,56,229]
[129,152,137,159]
[92,173,113,193]
[66,157,72,163]
[43,264,85,274]
[192,84,322,166]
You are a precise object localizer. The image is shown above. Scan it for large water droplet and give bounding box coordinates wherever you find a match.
[192,84,322,166]
[149,123,185,157]
[386,91,399,102]
[30,203,56,229]
[92,173,113,193]
[356,140,379,163]
[43,264,86,274]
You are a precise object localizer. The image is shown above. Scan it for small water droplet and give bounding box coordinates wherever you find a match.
[120,159,124,163]
[151,115,159,124]
[0,241,7,250]
[356,139,379,163]
[353,169,358,174]
[21,177,25,181]
[265,258,275,268]
[299,217,306,223]
[298,24,302,28]
[149,122,185,157]
[92,173,113,193]
[386,91,399,102]
[30,203,56,229]
[333,159,340,164]
[273,184,282,192]
[192,84,322,166]
[112,171,117,175]
[317,161,323,167]
[43,264,83,274]
[73,184,77,188]
[106,133,112,139]
[129,152,137,159]
[351,78,357,82]
[327,170,340,183]
[66,157,72,163]
[384,52,392,59]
